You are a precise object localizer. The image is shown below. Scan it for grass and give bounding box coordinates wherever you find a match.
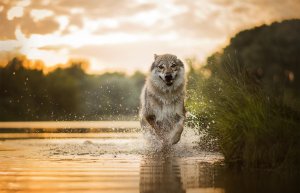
[186,59,300,170]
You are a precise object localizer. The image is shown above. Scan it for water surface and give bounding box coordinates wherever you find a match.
[0,122,298,193]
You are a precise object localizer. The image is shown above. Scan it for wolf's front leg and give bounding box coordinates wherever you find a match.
[170,115,185,144]
[145,115,165,142]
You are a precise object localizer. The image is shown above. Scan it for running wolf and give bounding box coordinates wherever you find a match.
[139,54,186,145]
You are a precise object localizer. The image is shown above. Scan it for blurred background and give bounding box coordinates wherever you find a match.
[0,0,300,121]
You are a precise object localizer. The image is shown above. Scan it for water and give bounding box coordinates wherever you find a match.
[0,122,299,193]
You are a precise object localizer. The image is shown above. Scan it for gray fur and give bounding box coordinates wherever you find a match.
[139,54,186,145]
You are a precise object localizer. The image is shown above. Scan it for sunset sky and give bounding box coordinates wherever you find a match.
[0,0,300,73]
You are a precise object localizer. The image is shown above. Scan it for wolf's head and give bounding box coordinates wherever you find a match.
[149,54,185,88]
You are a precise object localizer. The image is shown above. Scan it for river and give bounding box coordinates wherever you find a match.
[0,121,298,193]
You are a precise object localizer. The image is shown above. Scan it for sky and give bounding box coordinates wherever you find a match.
[0,0,300,73]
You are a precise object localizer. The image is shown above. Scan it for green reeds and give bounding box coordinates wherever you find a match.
[187,57,300,169]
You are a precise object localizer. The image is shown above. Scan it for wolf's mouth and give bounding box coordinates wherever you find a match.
[159,75,174,86]
[166,82,173,86]
[165,79,174,86]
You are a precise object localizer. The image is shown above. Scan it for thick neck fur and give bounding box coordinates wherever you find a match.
[146,68,185,105]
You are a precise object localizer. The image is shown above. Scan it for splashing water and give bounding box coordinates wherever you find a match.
[30,122,219,160]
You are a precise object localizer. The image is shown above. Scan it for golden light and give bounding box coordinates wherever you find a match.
[0,0,299,73]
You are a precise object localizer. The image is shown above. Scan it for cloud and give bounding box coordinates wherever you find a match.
[0,1,60,39]
[57,0,157,18]
[30,9,54,22]
[0,10,16,39]
[7,5,24,20]
[69,34,226,73]
[0,0,300,73]
[22,13,60,36]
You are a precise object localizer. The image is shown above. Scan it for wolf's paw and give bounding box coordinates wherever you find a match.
[171,133,181,144]
[170,126,184,145]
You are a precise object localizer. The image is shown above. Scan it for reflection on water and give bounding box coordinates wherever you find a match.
[0,122,299,193]
[139,150,227,193]
[140,153,185,193]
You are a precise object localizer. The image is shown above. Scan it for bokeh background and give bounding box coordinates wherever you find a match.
[0,0,300,121]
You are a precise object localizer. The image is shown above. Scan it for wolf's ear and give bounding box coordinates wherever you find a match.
[151,54,158,71]
[176,58,184,68]
[150,62,155,71]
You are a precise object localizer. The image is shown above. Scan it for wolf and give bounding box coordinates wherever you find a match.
[139,54,186,146]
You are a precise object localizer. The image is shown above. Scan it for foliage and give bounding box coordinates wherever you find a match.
[0,57,145,121]
[187,19,300,169]
[207,19,300,109]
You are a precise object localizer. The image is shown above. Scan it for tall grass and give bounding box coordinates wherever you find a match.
[187,58,300,169]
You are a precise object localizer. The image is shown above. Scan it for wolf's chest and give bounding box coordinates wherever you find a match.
[154,103,181,121]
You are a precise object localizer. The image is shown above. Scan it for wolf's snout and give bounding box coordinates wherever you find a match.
[164,74,173,86]
[165,74,173,82]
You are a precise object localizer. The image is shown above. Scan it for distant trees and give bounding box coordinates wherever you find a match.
[0,57,145,121]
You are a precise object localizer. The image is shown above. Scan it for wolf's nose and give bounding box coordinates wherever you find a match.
[165,74,172,81]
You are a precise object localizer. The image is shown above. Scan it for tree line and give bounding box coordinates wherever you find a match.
[0,57,145,121]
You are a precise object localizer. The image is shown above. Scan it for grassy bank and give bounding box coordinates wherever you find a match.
[186,59,300,169]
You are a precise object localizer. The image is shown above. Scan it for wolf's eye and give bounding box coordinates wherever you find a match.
[158,65,164,69]
[171,63,176,68]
